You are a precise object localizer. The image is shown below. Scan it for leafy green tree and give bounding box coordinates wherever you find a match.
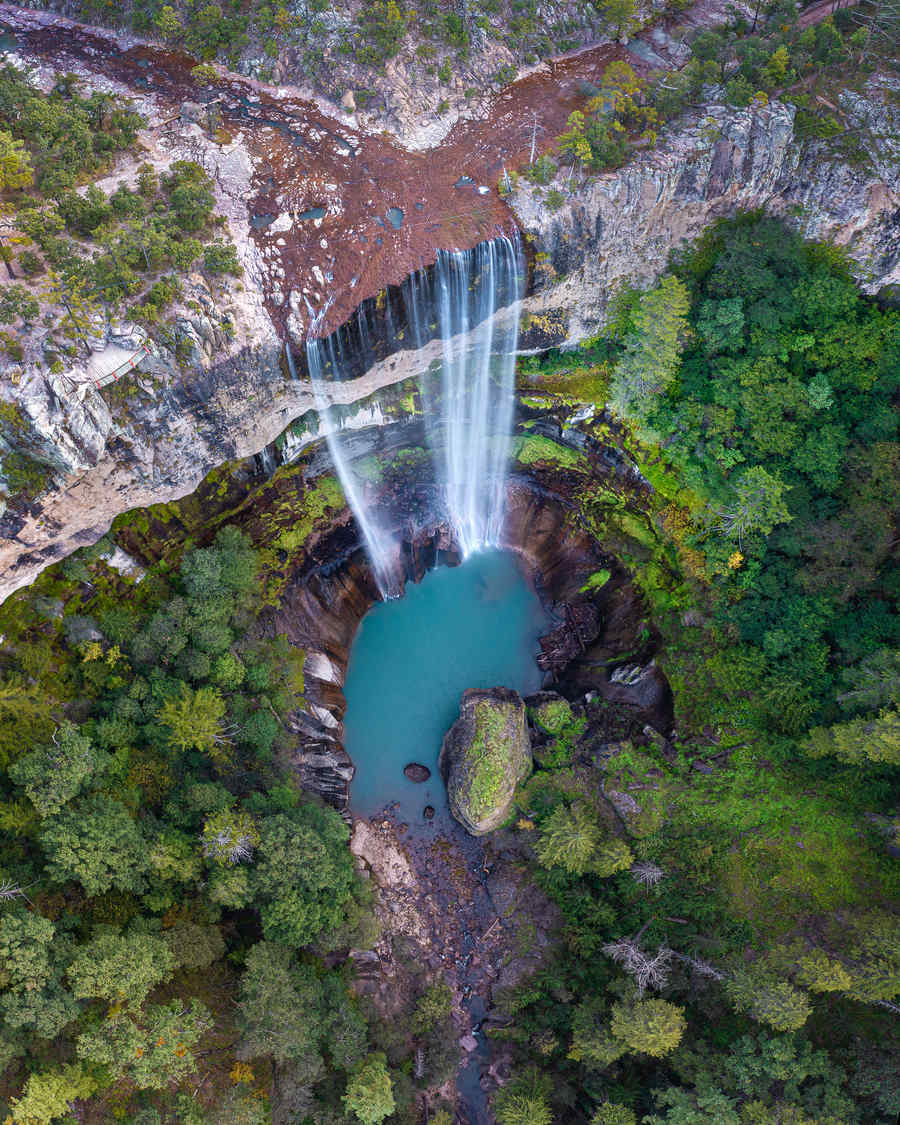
[0,128,34,190]
[411,981,453,1036]
[725,969,812,1032]
[0,911,55,991]
[162,921,225,971]
[181,526,259,602]
[251,805,356,947]
[343,1052,395,1125]
[66,931,174,1009]
[1,979,79,1039]
[236,942,325,1072]
[643,1085,740,1125]
[696,297,744,354]
[321,974,368,1071]
[609,997,686,1056]
[0,911,79,1038]
[9,722,103,816]
[611,275,690,418]
[76,999,211,1088]
[8,1063,97,1125]
[39,793,148,896]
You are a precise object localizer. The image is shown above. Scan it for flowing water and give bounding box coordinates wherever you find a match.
[412,234,524,556]
[343,550,550,822]
[305,334,401,597]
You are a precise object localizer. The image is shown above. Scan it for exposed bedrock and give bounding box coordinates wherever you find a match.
[512,76,900,346]
[270,457,673,811]
[4,77,896,598]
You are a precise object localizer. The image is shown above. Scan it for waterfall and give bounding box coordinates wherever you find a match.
[298,233,522,594]
[421,234,524,556]
[304,326,401,598]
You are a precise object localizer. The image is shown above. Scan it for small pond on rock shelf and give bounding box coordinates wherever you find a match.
[343,550,552,823]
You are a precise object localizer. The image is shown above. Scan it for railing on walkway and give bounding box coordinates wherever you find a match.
[88,341,151,391]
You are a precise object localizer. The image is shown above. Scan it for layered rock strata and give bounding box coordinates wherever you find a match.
[512,76,900,346]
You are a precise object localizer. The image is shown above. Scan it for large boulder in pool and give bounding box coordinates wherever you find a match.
[439,688,532,836]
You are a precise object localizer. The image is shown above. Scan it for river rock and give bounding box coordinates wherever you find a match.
[439,687,532,836]
[403,762,431,783]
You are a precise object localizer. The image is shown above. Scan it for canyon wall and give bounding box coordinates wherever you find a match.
[2,76,897,602]
[512,75,900,346]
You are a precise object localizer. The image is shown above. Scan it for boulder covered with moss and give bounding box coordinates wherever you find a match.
[439,687,532,836]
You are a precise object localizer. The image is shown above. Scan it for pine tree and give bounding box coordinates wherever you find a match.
[8,1064,97,1125]
[160,684,229,757]
[609,997,686,1057]
[725,969,811,1032]
[0,130,33,191]
[805,706,900,766]
[534,802,602,874]
[610,275,690,418]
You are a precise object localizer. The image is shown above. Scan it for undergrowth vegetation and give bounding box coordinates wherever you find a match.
[501,214,898,1124]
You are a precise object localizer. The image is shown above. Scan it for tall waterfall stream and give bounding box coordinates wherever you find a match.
[304,233,525,594]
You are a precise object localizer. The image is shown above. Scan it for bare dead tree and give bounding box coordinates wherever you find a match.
[630,861,665,888]
[0,880,34,906]
[202,829,256,866]
[603,939,674,994]
[670,951,728,982]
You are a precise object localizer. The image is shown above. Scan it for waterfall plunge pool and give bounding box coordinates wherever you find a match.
[343,550,552,823]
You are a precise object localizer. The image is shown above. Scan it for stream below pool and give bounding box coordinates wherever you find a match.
[343,549,552,822]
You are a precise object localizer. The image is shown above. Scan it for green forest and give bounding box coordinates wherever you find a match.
[497,214,899,1125]
[0,213,896,1123]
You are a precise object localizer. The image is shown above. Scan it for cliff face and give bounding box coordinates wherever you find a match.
[511,76,900,346]
[2,74,897,602]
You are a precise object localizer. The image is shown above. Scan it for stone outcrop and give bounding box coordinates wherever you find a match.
[439,688,532,836]
[1,11,896,602]
[512,75,900,345]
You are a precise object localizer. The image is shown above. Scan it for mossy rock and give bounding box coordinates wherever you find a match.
[439,688,532,836]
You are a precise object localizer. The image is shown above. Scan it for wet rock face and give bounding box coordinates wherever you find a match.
[439,688,532,836]
[403,763,431,783]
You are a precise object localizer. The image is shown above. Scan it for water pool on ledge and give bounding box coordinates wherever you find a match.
[343,549,552,822]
